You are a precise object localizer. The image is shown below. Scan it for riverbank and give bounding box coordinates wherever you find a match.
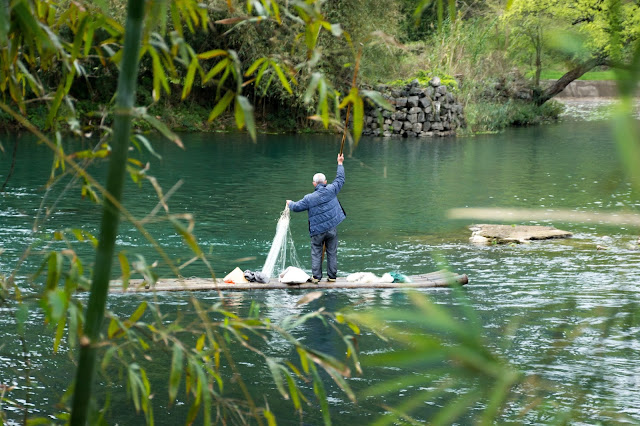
[2,80,636,139]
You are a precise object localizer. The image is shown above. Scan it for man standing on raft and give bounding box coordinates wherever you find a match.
[287,154,346,283]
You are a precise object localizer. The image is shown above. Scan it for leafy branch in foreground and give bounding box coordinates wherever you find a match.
[25,290,360,425]
[346,290,527,425]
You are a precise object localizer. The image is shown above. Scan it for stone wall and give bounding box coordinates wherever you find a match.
[362,77,465,138]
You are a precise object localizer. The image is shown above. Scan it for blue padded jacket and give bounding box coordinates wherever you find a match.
[289,165,346,236]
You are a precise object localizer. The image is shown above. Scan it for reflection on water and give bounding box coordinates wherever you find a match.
[1,109,640,423]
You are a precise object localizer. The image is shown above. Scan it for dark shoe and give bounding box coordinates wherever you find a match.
[310,278,319,284]
[327,277,336,282]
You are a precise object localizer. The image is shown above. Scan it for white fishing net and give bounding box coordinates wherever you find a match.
[261,207,303,278]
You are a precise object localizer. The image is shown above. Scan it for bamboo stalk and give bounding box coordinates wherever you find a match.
[339,46,362,156]
[70,0,145,423]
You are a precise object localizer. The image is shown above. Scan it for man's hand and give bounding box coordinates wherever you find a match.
[286,200,292,207]
[337,153,344,165]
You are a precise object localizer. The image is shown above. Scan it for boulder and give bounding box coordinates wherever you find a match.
[469,224,572,244]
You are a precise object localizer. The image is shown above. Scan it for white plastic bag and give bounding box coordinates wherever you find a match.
[278,266,311,284]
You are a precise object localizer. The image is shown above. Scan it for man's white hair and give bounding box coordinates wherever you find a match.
[313,173,326,184]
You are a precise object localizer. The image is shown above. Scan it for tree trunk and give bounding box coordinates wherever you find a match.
[534,27,542,88]
[535,57,606,105]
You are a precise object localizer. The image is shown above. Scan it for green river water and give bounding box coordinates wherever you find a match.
[1,104,640,424]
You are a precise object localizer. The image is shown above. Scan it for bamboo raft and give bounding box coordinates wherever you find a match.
[109,270,468,293]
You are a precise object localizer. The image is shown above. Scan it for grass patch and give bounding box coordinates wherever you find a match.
[464,99,564,133]
[529,70,618,80]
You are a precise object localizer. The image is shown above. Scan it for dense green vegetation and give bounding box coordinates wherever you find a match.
[1,0,637,136]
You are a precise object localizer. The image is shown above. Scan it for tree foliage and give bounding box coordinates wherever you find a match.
[502,0,640,103]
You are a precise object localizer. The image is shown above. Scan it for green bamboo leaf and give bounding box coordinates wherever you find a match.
[272,62,293,94]
[284,371,302,410]
[170,2,183,37]
[72,15,89,60]
[207,90,234,122]
[54,309,66,353]
[118,251,131,291]
[218,65,231,92]
[195,334,205,352]
[128,364,142,413]
[134,134,162,159]
[185,361,203,424]
[196,361,212,425]
[13,1,48,49]
[264,409,277,426]
[305,20,321,54]
[170,217,202,256]
[319,80,329,128]
[362,90,394,111]
[303,73,322,103]
[197,49,228,60]
[181,56,199,99]
[126,301,148,326]
[134,108,184,148]
[353,94,364,145]
[338,91,353,109]
[236,96,256,141]
[320,21,343,37]
[343,335,362,374]
[267,359,289,399]
[203,57,229,83]
[46,252,62,291]
[311,365,332,426]
[0,0,9,47]
[306,347,351,377]
[149,0,168,35]
[270,0,281,23]
[244,57,267,77]
[47,288,66,323]
[139,367,153,421]
[255,60,270,85]
[185,399,201,425]
[149,47,169,101]
[16,60,44,96]
[297,347,310,374]
[169,343,184,404]
[107,317,121,339]
[46,84,66,128]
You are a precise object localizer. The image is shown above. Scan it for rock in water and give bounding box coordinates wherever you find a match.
[469,224,572,244]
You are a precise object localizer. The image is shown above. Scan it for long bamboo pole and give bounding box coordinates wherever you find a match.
[339,47,363,156]
[70,0,145,423]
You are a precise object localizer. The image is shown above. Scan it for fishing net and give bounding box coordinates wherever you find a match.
[261,207,303,278]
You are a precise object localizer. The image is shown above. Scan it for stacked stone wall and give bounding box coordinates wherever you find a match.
[362,77,465,138]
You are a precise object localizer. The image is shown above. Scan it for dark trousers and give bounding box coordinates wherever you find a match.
[311,227,338,279]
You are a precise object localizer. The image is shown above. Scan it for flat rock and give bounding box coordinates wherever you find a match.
[469,224,572,244]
